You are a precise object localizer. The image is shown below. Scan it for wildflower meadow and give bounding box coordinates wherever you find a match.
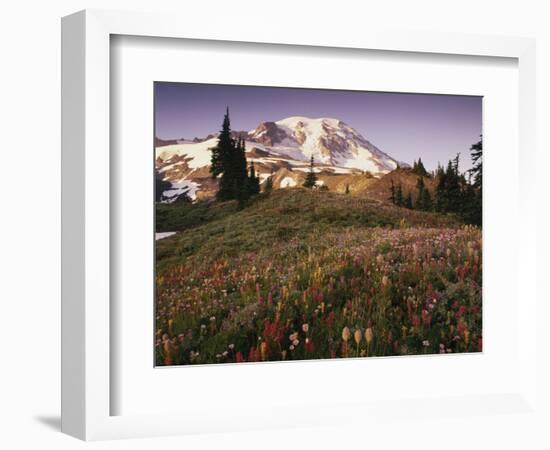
[155,189,482,366]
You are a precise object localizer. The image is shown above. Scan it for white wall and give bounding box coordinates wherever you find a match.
[0,1,548,449]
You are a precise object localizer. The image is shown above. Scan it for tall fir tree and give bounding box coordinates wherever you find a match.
[395,183,404,206]
[412,158,429,177]
[303,155,318,188]
[415,176,433,211]
[234,137,249,199]
[389,179,396,204]
[447,153,463,214]
[434,163,447,212]
[247,161,260,196]
[466,138,482,225]
[469,139,482,190]
[210,109,249,202]
[211,108,235,201]
[405,191,413,209]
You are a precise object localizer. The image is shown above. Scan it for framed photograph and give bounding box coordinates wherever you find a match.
[153,81,483,367]
[62,9,538,441]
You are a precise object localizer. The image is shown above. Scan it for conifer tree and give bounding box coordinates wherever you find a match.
[210,109,249,202]
[389,179,396,204]
[469,139,482,190]
[466,138,482,225]
[416,176,426,207]
[234,137,249,198]
[412,157,429,177]
[396,183,403,206]
[435,163,447,212]
[247,161,260,196]
[447,154,463,213]
[303,155,318,188]
[211,108,237,200]
[425,189,433,210]
[405,192,413,209]
[415,176,432,211]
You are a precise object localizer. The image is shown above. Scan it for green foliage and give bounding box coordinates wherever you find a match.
[210,109,255,202]
[469,139,482,190]
[395,183,403,206]
[415,176,433,211]
[303,156,318,188]
[412,157,429,177]
[156,200,238,233]
[433,141,482,226]
[465,138,482,226]
[247,161,261,196]
[405,191,413,209]
[389,179,396,204]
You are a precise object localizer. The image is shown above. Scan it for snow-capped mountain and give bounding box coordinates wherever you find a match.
[248,117,400,172]
[156,116,406,201]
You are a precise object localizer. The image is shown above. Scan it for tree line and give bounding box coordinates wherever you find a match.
[210,108,261,203]
[389,140,482,225]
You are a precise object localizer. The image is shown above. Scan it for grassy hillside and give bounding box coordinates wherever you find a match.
[156,188,481,366]
[156,188,456,265]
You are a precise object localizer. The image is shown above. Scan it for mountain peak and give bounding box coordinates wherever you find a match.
[247,116,399,172]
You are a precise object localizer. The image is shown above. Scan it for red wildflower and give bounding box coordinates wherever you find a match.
[305,338,315,353]
[325,311,335,328]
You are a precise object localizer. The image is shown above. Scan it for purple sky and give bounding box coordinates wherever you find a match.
[155,82,482,172]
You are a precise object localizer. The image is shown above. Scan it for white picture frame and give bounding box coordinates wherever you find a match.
[61,9,539,441]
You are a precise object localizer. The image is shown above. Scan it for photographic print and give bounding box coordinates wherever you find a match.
[155,83,482,366]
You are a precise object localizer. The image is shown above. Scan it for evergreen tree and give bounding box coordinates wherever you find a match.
[423,189,433,211]
[247,161,260,196]
[469,139,482,190]
[466,138,482,225]
[412,158,429,177]
[405,192,413,209]
[389,179,396,204]
[415,176,433,211]
[234,137,249,199]
[434,163,447,212]
[210,108,234,200]
[303,155,318,188]
[447,154,463,214]
[395,183,404,206]
[210,109,249,202]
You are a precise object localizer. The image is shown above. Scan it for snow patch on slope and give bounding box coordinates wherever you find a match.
[162,180,201,202]
[280,177,297,188]
[156,138,217,169]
